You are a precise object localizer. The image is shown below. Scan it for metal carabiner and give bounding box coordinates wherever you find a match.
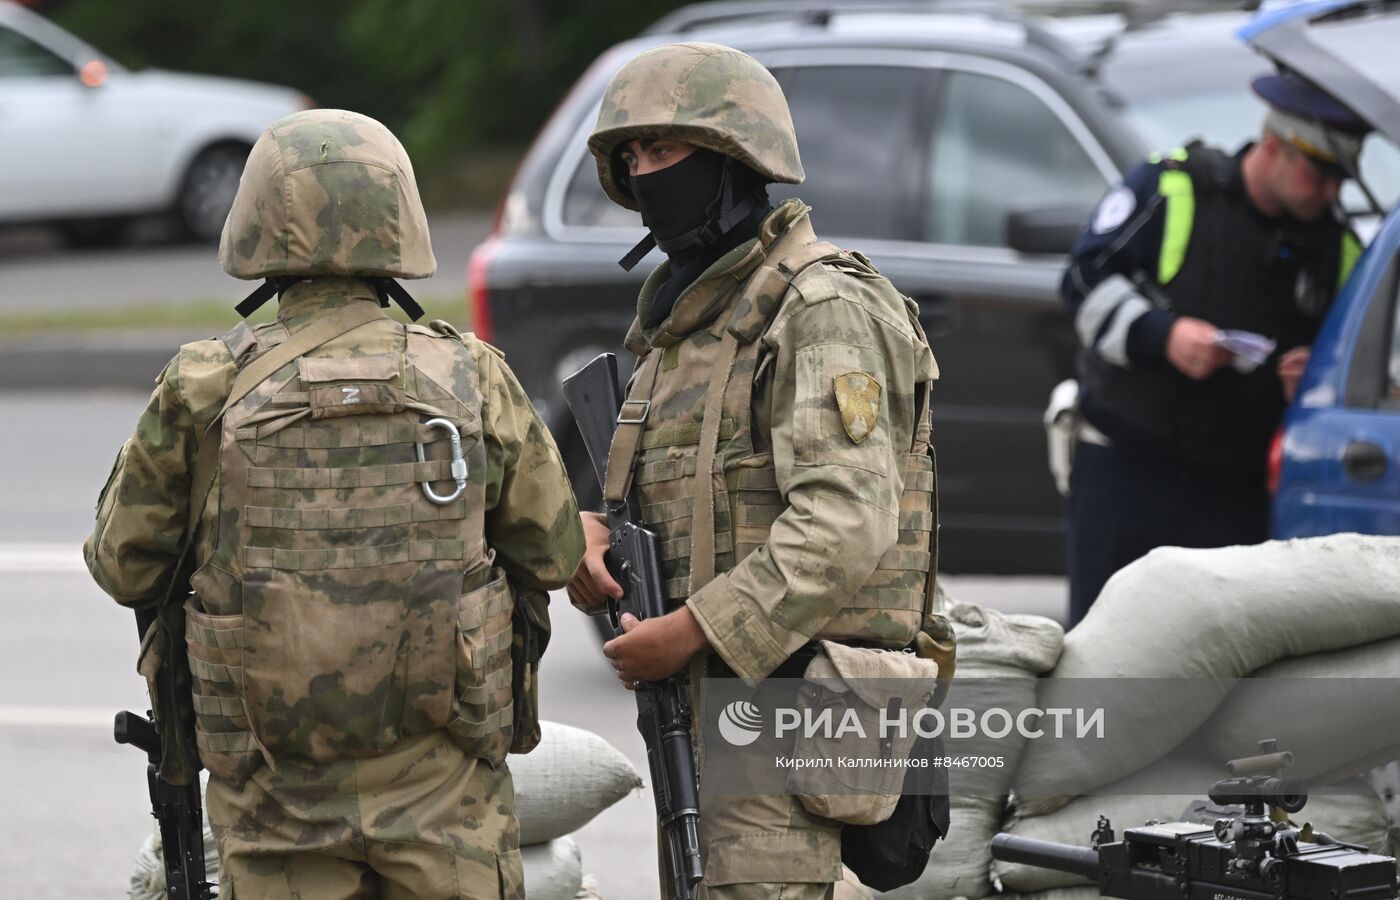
[415,417,467,505]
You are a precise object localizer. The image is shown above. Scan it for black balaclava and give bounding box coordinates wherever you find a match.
[623,148,771,328]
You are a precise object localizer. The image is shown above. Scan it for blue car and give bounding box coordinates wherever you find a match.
[1255,1,1400,538]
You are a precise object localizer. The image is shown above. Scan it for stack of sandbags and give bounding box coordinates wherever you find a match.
[1014,535,1400,814]
[994,754,1397,895]
[130,723,643,900]
[1194,636,1400,785]
[878,599,1065,900]
[509,720,644,897]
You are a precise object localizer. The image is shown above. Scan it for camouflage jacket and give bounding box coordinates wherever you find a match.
[616,200,939,682]
[86,279,583,605]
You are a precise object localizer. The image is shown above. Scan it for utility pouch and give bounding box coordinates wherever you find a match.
[787,640,939,826]
[508,586,551,754]
[839,615,955,890]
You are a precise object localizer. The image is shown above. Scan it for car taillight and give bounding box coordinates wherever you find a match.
[1267,426,1284,496]
[466,238,497,343]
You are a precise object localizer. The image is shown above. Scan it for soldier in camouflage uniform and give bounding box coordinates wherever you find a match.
[85,109,584,899]
[566,44,941,898]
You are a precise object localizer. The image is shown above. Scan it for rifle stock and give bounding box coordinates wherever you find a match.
[563,353,704,900]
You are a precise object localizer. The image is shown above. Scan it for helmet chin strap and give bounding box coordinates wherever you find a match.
[234,276,425,321]
[618,157,762,272]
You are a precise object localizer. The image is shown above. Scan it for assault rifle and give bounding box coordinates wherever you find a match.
[992,742,1398,900]
[563,353,704,900]
[115,607,214,900]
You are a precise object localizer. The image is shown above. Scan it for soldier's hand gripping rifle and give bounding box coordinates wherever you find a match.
[563,353,704,900]
[991,743,1399,900]
[115,606,214,900]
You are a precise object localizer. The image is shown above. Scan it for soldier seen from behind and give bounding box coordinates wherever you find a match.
[85,109,585,899]
[566,43,945,897]
[1062,73,1371,625]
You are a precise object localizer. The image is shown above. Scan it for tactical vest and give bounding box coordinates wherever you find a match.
[605,220,938,650]
[1081,143,1359,481]
[185,308,516,785]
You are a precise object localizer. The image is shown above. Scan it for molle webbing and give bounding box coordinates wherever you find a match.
[689,237,843,594]
[186,304,508,781]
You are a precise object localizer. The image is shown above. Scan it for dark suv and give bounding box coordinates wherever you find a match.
[469,0,1273,574]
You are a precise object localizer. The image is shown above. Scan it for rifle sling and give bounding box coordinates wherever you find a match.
[603,351,661,506]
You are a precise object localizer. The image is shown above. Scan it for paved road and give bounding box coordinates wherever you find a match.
[0,212,493,312]
[0,391,1066,898]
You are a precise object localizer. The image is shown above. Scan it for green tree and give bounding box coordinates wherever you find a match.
[47,0,689,182]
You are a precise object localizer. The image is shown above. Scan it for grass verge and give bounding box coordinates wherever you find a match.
[0,295,472,340]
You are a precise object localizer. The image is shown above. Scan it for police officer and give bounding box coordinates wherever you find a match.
[565,43,940,897]
[1063,73,1369,624]
[84,110,584,898]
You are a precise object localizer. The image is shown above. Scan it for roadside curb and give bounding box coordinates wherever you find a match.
[0,333,205,391]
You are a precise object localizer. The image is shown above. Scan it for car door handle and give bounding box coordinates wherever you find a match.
[1342,441,1388,483]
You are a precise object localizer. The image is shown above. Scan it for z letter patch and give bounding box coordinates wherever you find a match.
[834,372,881,444]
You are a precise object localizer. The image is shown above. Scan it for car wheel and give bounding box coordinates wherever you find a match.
[57,217,130,248]
[176,143,249,243]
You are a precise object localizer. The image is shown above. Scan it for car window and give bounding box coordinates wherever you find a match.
[925,70,1107,247]
[558,64,928,241]
[769,65,927,241]
[561,150,641,229]
[0,26,73,78]
[1351,137,1400,216]
[1386,267,1400,407]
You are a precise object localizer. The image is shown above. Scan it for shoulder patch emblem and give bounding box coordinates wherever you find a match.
[1091,184,1136,234]
[834,372,881,444]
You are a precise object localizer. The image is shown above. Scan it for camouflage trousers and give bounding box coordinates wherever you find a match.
[687,657,844,899]
[206,731,522,900]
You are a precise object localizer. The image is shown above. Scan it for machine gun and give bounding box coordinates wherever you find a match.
[115,607,214,900]
[992,741,1399,900]
[563,353,704,900]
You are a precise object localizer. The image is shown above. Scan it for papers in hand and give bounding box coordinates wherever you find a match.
[1215,330,1276,373]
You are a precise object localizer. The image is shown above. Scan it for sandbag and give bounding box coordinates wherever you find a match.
[836,865,876,900]
[1016,536,1400,810]
[522,837,583,900]
[512,721,644,845]
[1196,637,1400,783]
[996,755,1393,893]
[877,600,1065,900]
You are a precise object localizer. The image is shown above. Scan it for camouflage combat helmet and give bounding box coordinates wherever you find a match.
[219,109,436,284]
[588,42,805,211]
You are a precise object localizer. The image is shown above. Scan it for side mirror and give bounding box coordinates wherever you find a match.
[1006,205,1089,256]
